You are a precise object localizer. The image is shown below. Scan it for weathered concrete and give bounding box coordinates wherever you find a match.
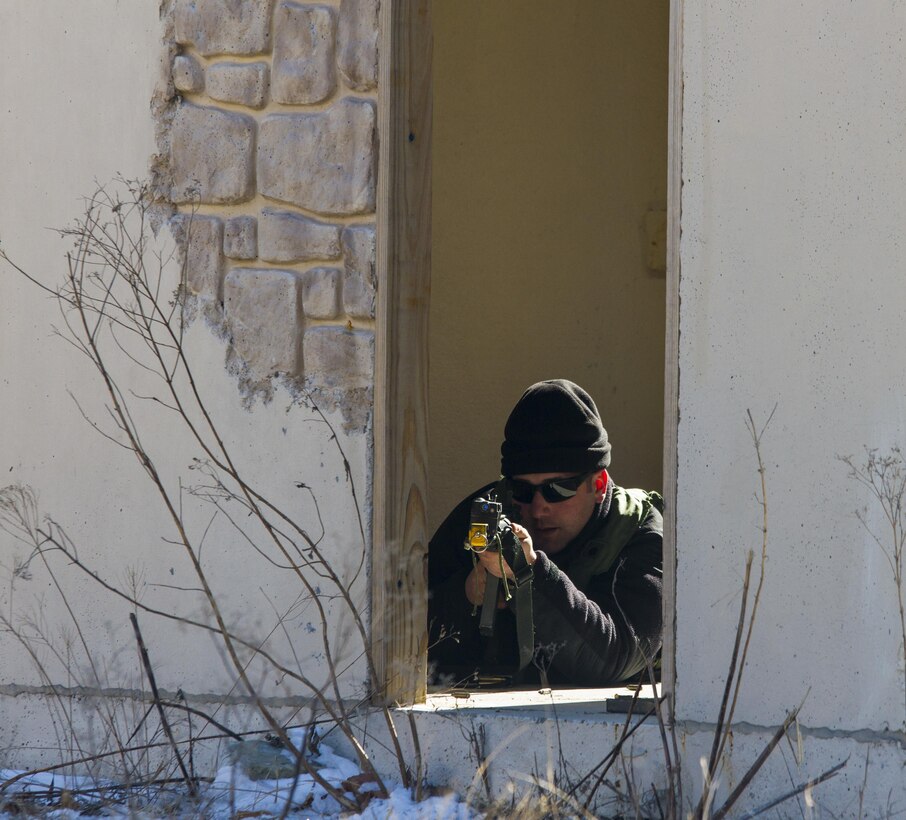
[224,267,303,376]
[206,61,269,109]
[7,0,906,815]
[169,103,255,204]
[676,0,906,738]
[0,0,377,784]
[337,0,379,91]
[170,213,224,300]
[257,98,376,215]
[258,208,341,263]
[174,0,275,57]
[341,224,375,319]
[272,2,336,105]
[301,267,342,319]
[223,215,258,260]
[303,326,373,389]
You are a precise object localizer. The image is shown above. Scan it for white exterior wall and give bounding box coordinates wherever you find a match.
[676,0,906,810]
[0,3,371,770]
[6,0,906,815]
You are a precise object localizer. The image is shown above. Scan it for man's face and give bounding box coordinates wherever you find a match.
[510,471,604,555]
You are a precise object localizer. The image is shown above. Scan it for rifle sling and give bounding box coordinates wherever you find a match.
[511,548,534,672]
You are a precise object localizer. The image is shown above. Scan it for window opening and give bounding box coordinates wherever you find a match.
[426,0,672,697]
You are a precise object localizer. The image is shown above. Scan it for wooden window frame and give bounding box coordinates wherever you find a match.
[372,0,682,707]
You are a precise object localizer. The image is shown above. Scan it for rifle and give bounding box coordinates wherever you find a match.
[464,487,535,673]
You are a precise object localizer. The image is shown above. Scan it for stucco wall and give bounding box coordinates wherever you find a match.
[7,0,906,812]
[0,1,374,771]
[676,0,906,804]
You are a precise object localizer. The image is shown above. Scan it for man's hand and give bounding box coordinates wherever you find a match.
[464,522,535,607]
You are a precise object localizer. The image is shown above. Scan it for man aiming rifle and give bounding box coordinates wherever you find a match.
[428,379,663,688]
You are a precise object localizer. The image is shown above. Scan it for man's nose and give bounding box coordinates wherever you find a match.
[528,488,550,513]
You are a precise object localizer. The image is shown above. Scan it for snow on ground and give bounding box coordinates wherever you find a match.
[0,728,479,819]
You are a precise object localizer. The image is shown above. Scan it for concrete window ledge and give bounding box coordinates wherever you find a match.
[415,684,660,720]
[355,685,666,803]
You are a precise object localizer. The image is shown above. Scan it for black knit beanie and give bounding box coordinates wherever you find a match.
[500,379,611,476]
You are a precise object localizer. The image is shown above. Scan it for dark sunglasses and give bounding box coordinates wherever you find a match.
[508,473,591,505]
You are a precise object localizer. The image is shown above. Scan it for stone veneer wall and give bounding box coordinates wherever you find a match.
[161,0,379,411]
